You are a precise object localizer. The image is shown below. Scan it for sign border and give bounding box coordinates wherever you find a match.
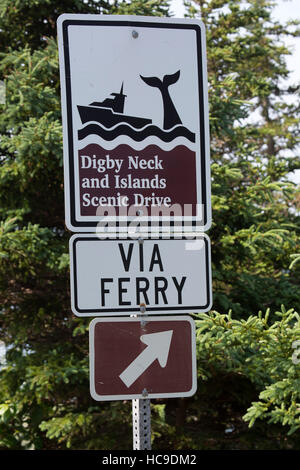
[69,234,212,316]
[89,315,197,401]
[57,14,211,233]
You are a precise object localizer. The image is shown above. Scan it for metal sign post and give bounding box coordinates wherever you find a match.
[132,308,151,451]
[57,13,212,452]
[132,398,151,450]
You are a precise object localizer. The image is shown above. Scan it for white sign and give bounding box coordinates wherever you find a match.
[70,235,212,316]
[57,14,211,233]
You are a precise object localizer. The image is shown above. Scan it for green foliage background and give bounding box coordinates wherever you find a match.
[0,0,299,450]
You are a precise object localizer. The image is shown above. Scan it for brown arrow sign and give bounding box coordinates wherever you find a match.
[89,316,197,401]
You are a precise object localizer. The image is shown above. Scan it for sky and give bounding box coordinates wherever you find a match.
[170,0,300,184]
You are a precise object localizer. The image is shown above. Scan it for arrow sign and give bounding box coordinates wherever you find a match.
[119,330,173,388]
[89,316,197,401]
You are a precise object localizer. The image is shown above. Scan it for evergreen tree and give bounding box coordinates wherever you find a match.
[0,0,299,450]
[185,0,300,317]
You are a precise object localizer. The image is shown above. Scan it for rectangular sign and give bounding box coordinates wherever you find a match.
[89,316,197,401]
[57,14,211,233]
[70,235,212,316]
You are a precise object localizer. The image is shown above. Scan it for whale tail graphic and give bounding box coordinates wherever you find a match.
[140,70,182,130]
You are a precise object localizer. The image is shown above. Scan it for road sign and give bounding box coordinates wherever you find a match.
[57,14,211,233]
[89,316,197,401]
[70,234,212,316]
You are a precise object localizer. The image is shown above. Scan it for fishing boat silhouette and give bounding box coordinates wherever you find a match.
[77,83,152,129]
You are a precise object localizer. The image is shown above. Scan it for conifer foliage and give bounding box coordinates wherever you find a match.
[0,0,299,450]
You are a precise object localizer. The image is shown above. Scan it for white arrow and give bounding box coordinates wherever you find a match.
[119,330,173,388]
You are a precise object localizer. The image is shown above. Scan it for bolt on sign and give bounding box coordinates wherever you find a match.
[57,15,211,234]
[69,235,212,316]
[89,316,197,401]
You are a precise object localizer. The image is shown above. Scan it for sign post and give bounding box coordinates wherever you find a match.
[57,14,212,451]
[132,398,151,450]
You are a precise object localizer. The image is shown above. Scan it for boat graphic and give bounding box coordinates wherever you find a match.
[77,83,152,129]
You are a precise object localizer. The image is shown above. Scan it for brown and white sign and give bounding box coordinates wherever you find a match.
[89,316,197,401]
[57,15,211,233]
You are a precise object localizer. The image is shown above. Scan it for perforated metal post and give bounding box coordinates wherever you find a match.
[132,398,151,450]
[131,237,151,450]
